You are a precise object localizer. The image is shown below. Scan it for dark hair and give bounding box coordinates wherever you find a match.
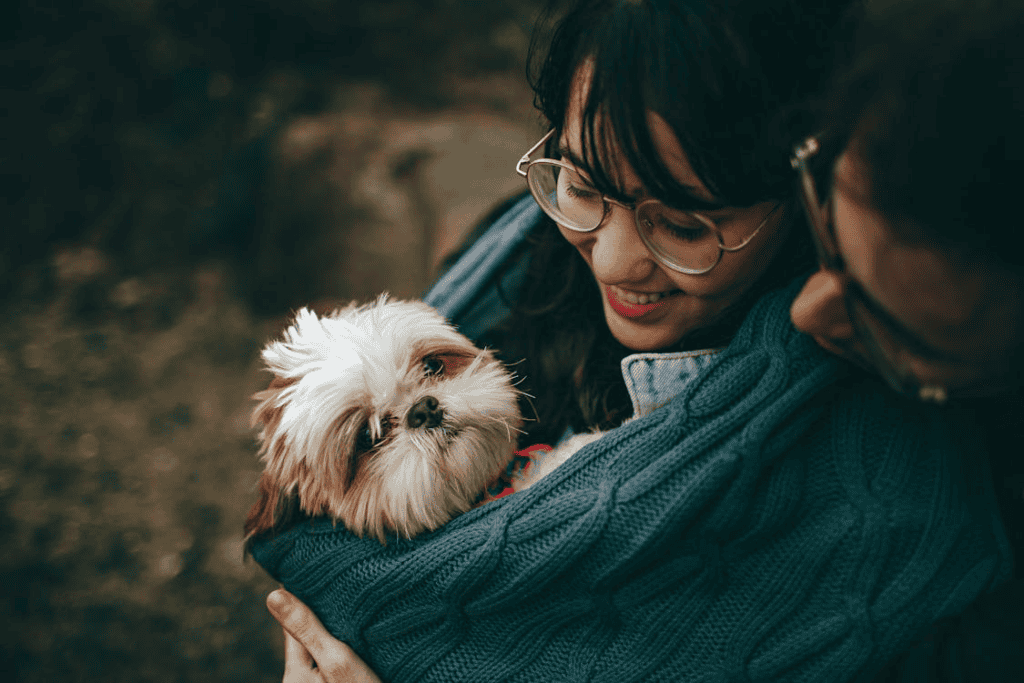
[486,0,855,445]
[818,0,1024,273]
[531,0,858,207]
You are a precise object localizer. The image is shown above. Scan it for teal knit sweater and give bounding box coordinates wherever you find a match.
[250,283,1012,682]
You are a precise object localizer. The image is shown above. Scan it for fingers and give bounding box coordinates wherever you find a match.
[267,589,382,683]
[268,589,331,660]
[282,629,321,683]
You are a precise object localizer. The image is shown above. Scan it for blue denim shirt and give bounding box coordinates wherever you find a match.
[620,349,722,418]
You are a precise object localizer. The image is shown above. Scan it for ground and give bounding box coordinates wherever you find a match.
[1,2,543,680]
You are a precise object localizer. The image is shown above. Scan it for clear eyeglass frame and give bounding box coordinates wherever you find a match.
[516,129,778,276]
[791,135,950,404]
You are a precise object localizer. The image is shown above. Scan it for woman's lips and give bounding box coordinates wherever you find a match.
[605,285,679,319]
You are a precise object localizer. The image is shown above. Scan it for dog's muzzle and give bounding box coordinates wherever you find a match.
[407,396,444,429]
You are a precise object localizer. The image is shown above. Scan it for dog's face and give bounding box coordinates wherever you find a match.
[245,298,522,542]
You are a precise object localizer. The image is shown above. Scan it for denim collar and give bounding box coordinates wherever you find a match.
[621,348,724,418]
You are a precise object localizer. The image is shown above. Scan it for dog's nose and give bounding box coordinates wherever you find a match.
[407,396,444,429]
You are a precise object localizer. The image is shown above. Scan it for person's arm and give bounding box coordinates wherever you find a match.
[868,578,1024,682]
[267,589,382,683]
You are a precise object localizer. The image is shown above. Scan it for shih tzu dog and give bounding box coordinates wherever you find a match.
[244,296,596,544]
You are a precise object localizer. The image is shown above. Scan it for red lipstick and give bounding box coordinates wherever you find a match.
[605,286,673,319]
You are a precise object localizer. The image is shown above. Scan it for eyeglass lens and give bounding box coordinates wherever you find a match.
[846,295,917,390]
[526,161,604,230]
[526,161,723,272]
[796,155,937,398]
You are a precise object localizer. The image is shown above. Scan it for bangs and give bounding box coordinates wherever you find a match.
[528,0,856,210]
[578,15,728,212]
[536,0,760,210]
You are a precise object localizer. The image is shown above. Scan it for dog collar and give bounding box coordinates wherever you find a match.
[482,444,554,502]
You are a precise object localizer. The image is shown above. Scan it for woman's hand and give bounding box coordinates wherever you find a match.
[267,589,382,683]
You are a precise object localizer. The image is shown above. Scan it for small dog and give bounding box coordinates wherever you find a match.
[244,296,596,544]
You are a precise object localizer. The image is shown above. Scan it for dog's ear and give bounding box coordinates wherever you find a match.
[260,308,335,377]
[244,374,304,557]
[243,471,282,541]
[251,375,296,431]
[242,471,305,555]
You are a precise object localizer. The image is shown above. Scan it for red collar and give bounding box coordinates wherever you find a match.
[481,444,553,502]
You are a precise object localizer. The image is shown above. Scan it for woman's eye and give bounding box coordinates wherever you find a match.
[565,183,599,200]
[557,165,601,202]
[423,356,445,376]
[664,223,707,242]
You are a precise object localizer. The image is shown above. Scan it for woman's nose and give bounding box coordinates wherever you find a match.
[588,205,654,283]
[790,269,855,340]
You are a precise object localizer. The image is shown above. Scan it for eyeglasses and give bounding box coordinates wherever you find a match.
[516,130,779,275]
[791,135,951,404]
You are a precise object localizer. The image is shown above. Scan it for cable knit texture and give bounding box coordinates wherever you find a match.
[250,282,1011,682]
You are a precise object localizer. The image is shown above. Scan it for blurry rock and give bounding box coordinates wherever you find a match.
[51,246,111,286]
[110,278,146,309]
[78,433,100,460]
[157,552,184,579]
[252,95,538,316]
[150,447,179,473]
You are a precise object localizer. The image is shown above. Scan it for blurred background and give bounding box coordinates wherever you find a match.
[0,1,545,680]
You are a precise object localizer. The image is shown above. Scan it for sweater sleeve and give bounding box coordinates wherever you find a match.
[249,285,1012,683]
[866,578,1024,682]
[422,192,540,341]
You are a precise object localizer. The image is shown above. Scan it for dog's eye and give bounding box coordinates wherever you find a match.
[355,419,392,455]
[355,424,375,454]
[422,356,444,376]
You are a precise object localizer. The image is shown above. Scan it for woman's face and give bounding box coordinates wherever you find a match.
[790,152,1023,396]
[557,77,788,352]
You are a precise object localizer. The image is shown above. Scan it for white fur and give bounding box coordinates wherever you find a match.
[247,297,531,542]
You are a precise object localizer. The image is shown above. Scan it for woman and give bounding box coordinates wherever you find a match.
[438,0,826,448]
[249,1,1011,680]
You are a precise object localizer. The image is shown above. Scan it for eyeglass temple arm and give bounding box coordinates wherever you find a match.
[719,202,783,253]
[790,135,830,240]
[516,129,556,177]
